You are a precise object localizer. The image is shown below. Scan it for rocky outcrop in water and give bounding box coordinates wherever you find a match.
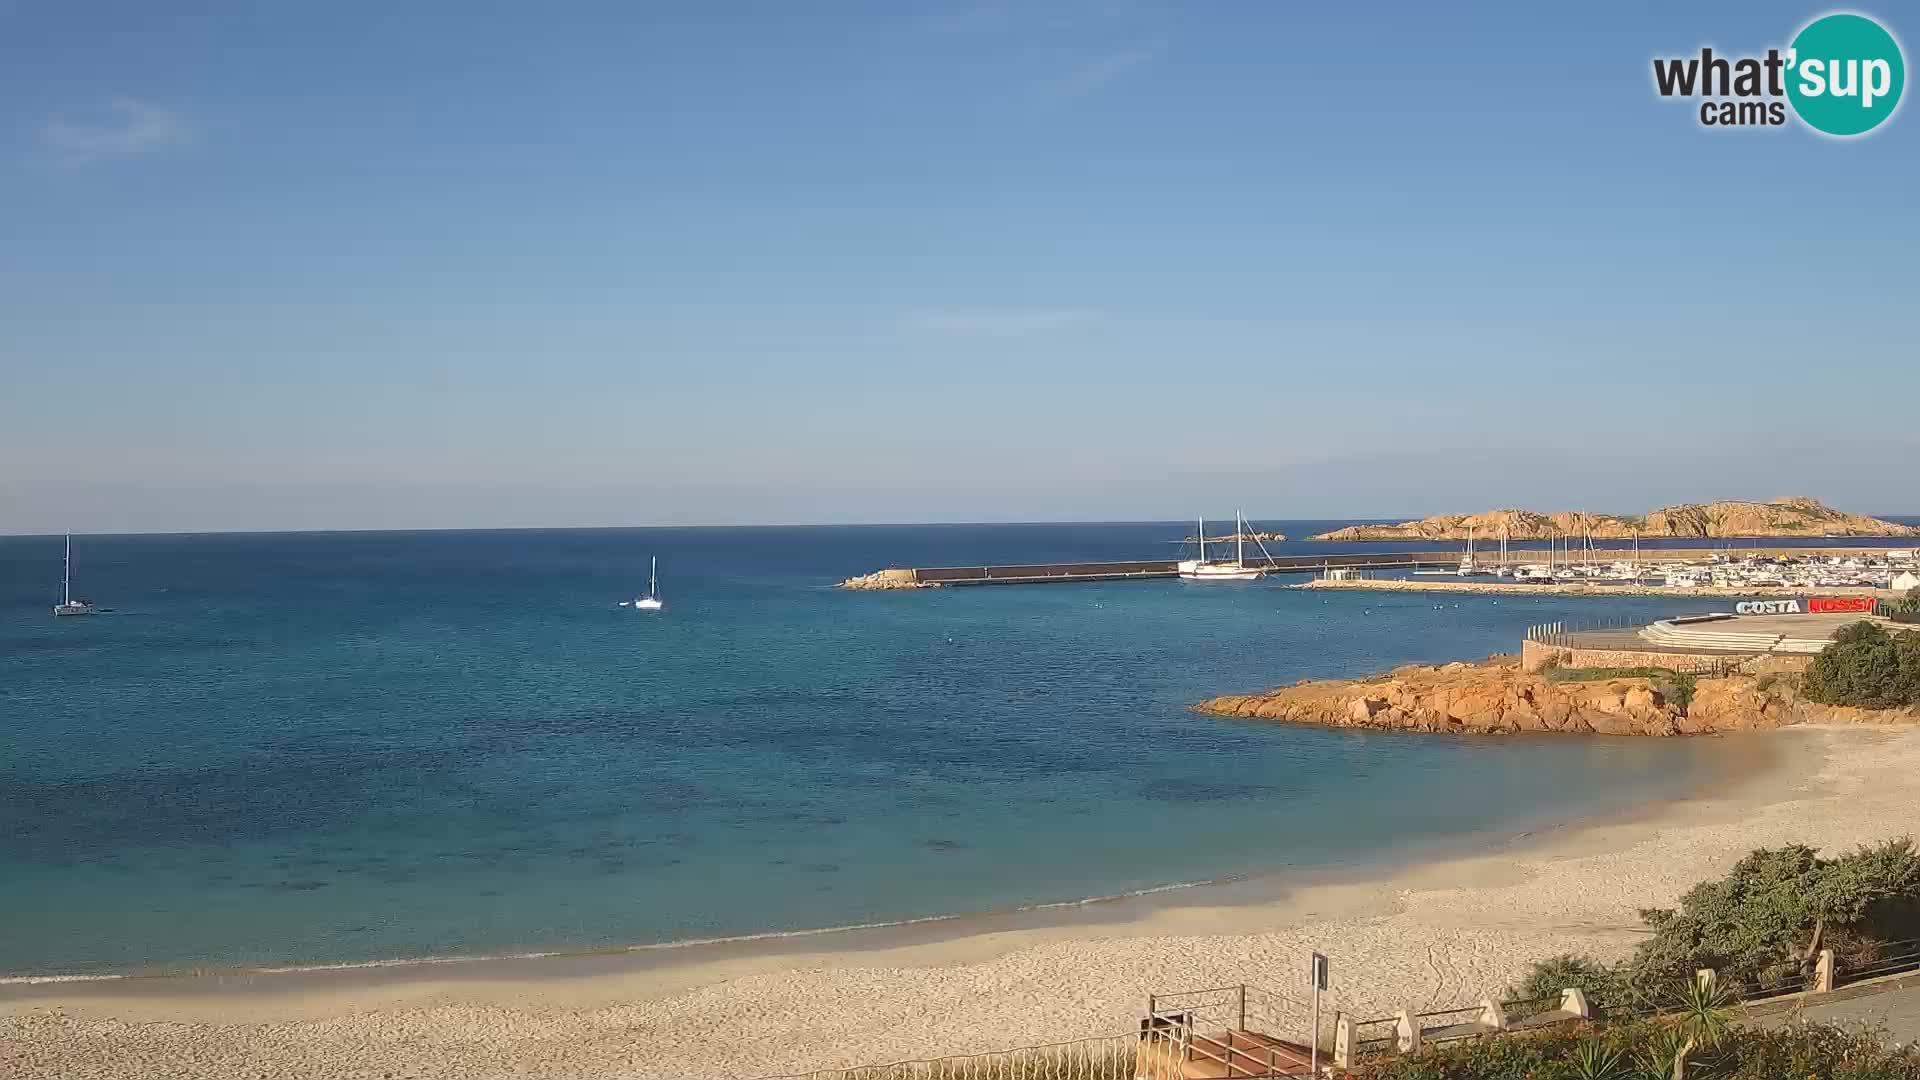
[1182,531,1289,543]
[1195,658,1920,736]
[1310,498,1920,542]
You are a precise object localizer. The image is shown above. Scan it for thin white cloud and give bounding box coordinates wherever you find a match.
[44,98,190,165]
[907,307,1100,336]
[1045,48,1154,99]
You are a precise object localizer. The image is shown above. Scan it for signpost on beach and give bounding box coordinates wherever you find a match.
[1311,951,1329,1075]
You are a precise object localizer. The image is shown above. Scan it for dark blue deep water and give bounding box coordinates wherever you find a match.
[3,522,1887,977]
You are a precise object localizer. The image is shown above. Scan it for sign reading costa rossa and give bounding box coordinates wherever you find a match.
[1734,596,1878,615]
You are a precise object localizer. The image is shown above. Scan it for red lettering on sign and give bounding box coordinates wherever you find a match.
[1809,596,1876,613]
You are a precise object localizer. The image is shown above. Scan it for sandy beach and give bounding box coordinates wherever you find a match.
[4,725,1917,1079]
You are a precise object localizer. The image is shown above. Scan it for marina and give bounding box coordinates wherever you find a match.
[845,545,1920,591]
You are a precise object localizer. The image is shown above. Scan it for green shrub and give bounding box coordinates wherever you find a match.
[1628,839,1920,999]
[1802,622,1920,708]
[1889,587,1920,624]
[1366,842,1920,1079]
[1719,1022,1920,1079]
[1349,1022,1920,1080]
[1509,953,1629,1008]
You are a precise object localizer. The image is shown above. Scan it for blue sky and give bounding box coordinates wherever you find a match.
[2,1,1915,532]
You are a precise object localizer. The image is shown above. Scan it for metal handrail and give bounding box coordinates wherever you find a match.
[1499,994,1563,1015]
[1158,1028,1307,1079]
[1414,1004,1486,1021]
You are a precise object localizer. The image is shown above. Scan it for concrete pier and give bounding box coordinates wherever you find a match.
[841,552,1465,589]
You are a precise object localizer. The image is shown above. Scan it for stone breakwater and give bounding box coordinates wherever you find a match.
[1195,658,1919,736]
[838,569,928,590]
[1297,578,1890,599]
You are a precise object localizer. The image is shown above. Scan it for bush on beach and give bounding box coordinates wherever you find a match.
[1509,839,1920,1009]
[1802,622,1920,709]
[1348,1020,1920,1080]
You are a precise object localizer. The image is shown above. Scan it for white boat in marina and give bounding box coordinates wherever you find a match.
[1177,512,1269,582]
[621,556,665,611]
[52,533,95,617]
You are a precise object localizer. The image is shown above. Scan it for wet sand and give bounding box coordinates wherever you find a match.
[4,726,1915,1079]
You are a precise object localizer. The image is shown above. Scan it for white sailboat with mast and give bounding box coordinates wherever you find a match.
[622,556,665,611]
[53,534,94,617]
[1177,510,1271,582]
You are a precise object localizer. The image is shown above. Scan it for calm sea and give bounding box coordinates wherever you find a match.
[2,521,1907,977]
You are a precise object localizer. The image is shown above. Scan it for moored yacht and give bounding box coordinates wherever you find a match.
[52,534,95,617]
[1177,511,1270,582]
[620,556,665,611]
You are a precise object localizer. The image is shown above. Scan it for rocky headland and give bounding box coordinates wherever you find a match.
[1195,657,1919,736]
[1311,497,1920,542]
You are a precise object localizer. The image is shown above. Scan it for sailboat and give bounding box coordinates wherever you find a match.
[621,556,664,611]
[1177,511,1269,582]
[52,534,94,617]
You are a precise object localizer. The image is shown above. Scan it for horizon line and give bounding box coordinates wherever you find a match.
[5,511,1919,542]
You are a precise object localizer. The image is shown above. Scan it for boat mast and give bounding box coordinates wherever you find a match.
[1198,516,1206,564]
[1236,510,1245,568]
[63,533,72,606]
[649,556,658,597]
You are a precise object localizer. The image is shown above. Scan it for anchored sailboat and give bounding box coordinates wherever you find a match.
[1177,511,1271,582]
[52,534,94,617]
[621,556,664,612]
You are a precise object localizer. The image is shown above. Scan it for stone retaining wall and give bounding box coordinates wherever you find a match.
[1519,639,1812,674]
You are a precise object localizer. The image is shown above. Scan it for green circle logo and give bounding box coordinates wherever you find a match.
[1787,13,1905,136]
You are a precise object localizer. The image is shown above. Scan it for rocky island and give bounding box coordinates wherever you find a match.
[1311,497,1919,542]
[1183,529,1288,543]
[1196,657,1919,737]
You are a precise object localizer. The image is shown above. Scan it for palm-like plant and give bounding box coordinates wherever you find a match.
[1566,1036,1626,1079]
[1668,977,1735,1052]
[1630,1025,1694,1080]
[1628,978,1736,1079]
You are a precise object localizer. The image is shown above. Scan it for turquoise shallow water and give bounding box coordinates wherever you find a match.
[0,523,1825,976]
